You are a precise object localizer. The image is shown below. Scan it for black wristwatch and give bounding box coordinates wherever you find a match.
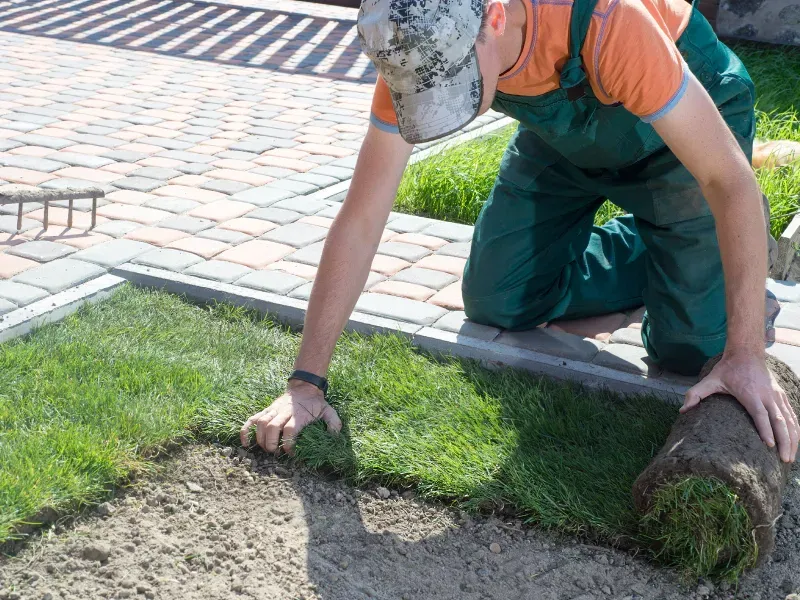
[288,370,329,396]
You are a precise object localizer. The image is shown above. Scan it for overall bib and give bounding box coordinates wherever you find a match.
[461,0,758,375]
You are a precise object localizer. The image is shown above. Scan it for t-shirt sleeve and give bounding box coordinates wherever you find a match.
[370,76,400,134]
[587,0,689,122]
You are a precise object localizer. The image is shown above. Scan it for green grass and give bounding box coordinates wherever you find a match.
[395,42,800,240]
[0,285,755,581]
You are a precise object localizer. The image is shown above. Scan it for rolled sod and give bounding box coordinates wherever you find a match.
[632,355,800,579]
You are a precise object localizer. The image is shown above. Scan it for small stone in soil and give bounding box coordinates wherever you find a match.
[82,543,112,563]
[96,502,114,517]
[696,585,711,596]
[376,487,390,499]
[221,447,233,457]
[489,543,501,554]
[186,481,204,493]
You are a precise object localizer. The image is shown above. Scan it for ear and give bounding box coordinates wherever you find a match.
[485,1,508,37]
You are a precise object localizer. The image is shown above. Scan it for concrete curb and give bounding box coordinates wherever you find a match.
[110,264,688,401]
[0,274,126,344]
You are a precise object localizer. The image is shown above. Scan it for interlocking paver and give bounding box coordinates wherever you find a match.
[0,166,55,186]
[12,258,105,294]
[386,214,435,234]
[97,204,172,225]
[219,218,278,237]
[0,298,16,316]
[371,254,411,277]
[232,186,294,207]
[143,197,201,214]
[200,179,253,195]
[389,233,448,251]
[775,303,800,331]
[271,197,329,216]
[132,248,203,272]
[72,239,153,268]
[132,167,183,181]
[288,172,339,188]
[236,270,307,295]
[266,179,319,195]
[197,228,253,245]
[432,311,501,342]
[113,176,166,192]
[549,313,628,342]
[370,280,435,302]
[93,220,143,239]
[436,242,471,258]
[216,240,294,269]
[152,185,226,203]
[184,260,253,284]
[7,240,77,263]
[289,283,314,300]
[391,267,458,290]
[263,223,328,248]
[428,282,464,311]
[377,242,431,262]
[495,328,603,362]
[0,155,67,173]
[767,279,800,303]
[166,237,230,260]
[415,255,467,277]
[0,254,38,279]
[609,327,644,347]
[0,215,41,234]
[266,261,319,281]
[254,155,316,173]
[593,344,660,376]
[124,227,190,247]
[189,200,255,222]
[0,281,48,307]
[355,293,446,326]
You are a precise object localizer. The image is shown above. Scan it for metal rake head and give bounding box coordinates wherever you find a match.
[0,186,105,233]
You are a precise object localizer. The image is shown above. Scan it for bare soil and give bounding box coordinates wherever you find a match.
[1,446,799,600]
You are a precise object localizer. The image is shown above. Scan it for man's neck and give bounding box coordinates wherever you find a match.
[499,0,528,75]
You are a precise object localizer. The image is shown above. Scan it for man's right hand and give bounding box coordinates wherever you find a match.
[239,380,342,456]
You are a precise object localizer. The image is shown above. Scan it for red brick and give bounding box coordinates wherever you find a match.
[371,280,434,302]
[391,232,448,250]
[0,254,37,279]
[415,255,466,277]
[253,155,315,172]
[9,146,53,157]
[27,207,108,229]
[107,190,154,206]
[124,227,189,246]
[53,166,120,183]
[97,204,172,225]
[371,254,410,276]
[0,167,54,186]
[265,260,317,280]
[216,240,294,269]
[166,237,230,259]
[548,313,627,342]
[218,217,277,236]
[189,200,256,222]
[151,185,226,203]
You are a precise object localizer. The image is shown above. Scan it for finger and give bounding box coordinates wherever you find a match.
[779,392,799,461]
[263,411,292,454]
[281,417,299,456]
[765,398,792,462]
[747,401,775,449]
[321,404,343,433]
[255,410,277,450]
[240,412,264,447]
[681,377,723,413]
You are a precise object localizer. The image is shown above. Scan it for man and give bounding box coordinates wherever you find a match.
[242,0,799,462]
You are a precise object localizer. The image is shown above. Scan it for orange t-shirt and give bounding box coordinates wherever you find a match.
[370,0,694,134]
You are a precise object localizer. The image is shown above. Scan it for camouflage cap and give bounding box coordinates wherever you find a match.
[357,0,485,144]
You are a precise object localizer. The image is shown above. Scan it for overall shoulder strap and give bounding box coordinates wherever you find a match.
[559,0,601,99]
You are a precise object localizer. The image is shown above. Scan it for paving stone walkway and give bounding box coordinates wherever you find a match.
[1,0,799,396]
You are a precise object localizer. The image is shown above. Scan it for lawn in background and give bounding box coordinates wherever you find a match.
[394,41,800,240]
[1,286,678,559]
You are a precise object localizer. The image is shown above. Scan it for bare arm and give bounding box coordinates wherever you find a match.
[240,125,413,453]
[652,73,799,462]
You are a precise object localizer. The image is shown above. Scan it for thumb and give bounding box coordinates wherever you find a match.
[321,404,343,433]
[681,376,722,413]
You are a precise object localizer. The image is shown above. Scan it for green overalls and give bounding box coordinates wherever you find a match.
[461,0,759,375]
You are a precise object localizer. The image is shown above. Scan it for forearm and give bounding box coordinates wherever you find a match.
[703,171,767,354]
[292,126,413,376]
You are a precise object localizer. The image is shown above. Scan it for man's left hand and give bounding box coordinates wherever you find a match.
[682,350,799,463]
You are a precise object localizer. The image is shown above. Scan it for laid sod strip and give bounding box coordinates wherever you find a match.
[395,44,800,240]
[0,286,768,580]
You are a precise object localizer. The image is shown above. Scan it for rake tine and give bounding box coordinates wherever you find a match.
[91,196,97,229]
[68,198,74,229]
[44,200,49,231]
[17,201,22,233]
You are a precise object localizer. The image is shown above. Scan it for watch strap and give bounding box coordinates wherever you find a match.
[288,370,328,395]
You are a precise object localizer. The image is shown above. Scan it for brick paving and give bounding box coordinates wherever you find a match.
[2,0,799,391]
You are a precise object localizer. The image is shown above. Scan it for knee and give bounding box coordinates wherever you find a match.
[462,277,557,331]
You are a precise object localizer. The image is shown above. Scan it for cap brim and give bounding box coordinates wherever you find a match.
[389,47,483,145]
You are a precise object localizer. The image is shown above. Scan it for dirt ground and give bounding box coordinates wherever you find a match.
[1,446,799,600]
